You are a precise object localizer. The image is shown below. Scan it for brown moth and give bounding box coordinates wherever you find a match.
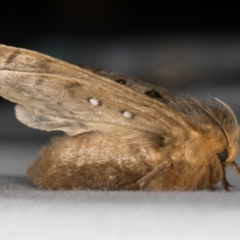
[0,44,240,191]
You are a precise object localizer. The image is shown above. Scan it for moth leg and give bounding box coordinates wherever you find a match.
[204,162,230,191]
[222,179,230,191]
[207,164,214,191]
[221,169,230,191]
[192,162,214,191]
[130,160,172,190]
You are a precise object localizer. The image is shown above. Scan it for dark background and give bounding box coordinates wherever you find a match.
[1,1,240,97]
[1,1,240,45]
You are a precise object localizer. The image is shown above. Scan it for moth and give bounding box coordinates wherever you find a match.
[0,44,240,191]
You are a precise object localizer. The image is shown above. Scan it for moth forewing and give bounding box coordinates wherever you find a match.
[0,49,192,137]
[0,44,239,191]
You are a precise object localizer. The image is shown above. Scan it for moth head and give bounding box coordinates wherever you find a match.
[191,97,240,189]
[190,97,238,161]
[211,98,239,167]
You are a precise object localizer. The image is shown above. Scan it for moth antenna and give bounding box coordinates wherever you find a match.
[232,161,240,177]
[189,96,230,145]
[215,97,238,126]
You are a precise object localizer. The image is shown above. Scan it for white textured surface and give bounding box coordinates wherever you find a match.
[0,191,240,240]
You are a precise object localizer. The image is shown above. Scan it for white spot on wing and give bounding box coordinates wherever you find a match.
[89,98,100,106]
[122,111,133,118]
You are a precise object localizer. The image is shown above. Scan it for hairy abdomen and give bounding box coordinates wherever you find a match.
[27,132,155,190]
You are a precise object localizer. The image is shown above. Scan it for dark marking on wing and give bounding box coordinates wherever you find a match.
[37,58,52,73]
[115,79,126,85]
[5,50,20,68]
[36,79,44,85]
[145,90,170,103]
[145,90,163,99]
[68,110,75,115]
[65,82,82,96]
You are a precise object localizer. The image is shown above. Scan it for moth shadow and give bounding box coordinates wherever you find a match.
[0,174,36,190]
